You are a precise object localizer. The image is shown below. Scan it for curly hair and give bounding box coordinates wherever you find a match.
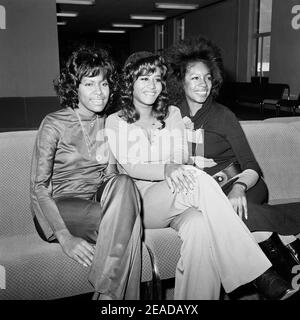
[118,52,169,125]
[54,46,118,114]
[166,36,224,105]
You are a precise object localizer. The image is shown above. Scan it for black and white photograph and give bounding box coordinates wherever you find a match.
[1,0,300,316]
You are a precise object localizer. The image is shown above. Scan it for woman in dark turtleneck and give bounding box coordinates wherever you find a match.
[166,36,300,282]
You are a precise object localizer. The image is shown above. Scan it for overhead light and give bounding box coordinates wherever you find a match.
[98,29,126,34]
[57,12,78,17]
[130,14,166,20]
[57,21,67,25]
[56,0,94,5]
[155,3,199,10]
[112,23,143,28]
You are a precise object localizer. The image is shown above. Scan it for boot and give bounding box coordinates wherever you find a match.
[286,238,300,265]
[253,267,299,300]
[259,233,298,282]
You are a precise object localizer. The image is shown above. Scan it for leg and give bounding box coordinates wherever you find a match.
[55,197,103,243]
[171,209,221,300]
[141,173,270,295]
[141,181,221,299]
[224,178,300,282]
[89,174,142,300]
[174,169,271,293]
[226,177,300,235]
[56,174,142,300]
[244,176,269,205]
[179,170,299,299]
[223,177,273,235]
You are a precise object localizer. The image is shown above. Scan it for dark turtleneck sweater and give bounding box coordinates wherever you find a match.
[179,97,262,176]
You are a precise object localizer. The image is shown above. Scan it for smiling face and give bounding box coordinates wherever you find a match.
[183,61,212,107]
[133,68,162,110]
[77,72,110,116]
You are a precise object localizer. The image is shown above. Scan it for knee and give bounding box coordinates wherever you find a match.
[114,174,135,187]
[113,174,140,202]
[177,210,207,243]
[186,211,203,226]
[178,210,204,231]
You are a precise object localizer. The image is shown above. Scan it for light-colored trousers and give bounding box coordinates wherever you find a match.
[136,169,271,300]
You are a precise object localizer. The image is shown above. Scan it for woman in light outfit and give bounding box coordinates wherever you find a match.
[105,51,298,300]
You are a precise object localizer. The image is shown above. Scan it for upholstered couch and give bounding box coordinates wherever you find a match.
[0,130,178,300]
[0,116,300,300]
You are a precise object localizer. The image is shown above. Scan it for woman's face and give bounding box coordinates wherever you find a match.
[77,72,110,116]
[183,61,212,106]
[133,68,162,109]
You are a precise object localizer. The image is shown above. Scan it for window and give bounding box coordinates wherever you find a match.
[155,24,165,54]
[174,17,185,43]
[255,0,273,78]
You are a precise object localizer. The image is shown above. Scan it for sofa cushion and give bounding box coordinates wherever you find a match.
[290,121,300,133]
[0,232,153,300]
[241,122,300,204]
[0,131,37,236]
[0,233,92,300]
[264,116,300,123]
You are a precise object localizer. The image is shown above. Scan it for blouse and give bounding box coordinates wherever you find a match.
[105,106,188,183]
[30,107,111,240]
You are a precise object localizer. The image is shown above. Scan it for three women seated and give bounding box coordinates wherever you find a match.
[30,38,300,300]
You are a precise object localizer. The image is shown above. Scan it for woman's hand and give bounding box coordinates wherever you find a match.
[55,229,95,267]
[227,184,248,220]
[165,164,196,194]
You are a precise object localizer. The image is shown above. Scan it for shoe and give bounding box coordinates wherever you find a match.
[253,267,300,300]
[259,233,298,281]
[286,239,300,265]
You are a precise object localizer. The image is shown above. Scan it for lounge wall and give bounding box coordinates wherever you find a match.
[129,0,241,81]
[269,0,300,97]
[0,0,59,97]
[184,0,239,81]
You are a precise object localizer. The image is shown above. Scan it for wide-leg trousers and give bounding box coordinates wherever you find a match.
[48,174,142,300]
[137,169,271,300]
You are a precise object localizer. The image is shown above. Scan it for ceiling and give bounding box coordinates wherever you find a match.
[56,0,223,34]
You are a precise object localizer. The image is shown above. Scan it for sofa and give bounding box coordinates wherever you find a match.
[0,130,179,300]
[0,116,300,300]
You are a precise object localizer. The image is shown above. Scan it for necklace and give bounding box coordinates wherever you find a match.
[75,109,98,158]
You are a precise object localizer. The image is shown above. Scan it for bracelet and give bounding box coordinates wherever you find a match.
[233,181,248,191]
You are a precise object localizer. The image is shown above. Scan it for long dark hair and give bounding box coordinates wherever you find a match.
[54,46,118,114]
[166,36,224,105]
[118,52,169,125]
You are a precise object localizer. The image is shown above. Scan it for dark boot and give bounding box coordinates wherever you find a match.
[259,233,298,281]
[286,239,300,265]
[253,267,299,300]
